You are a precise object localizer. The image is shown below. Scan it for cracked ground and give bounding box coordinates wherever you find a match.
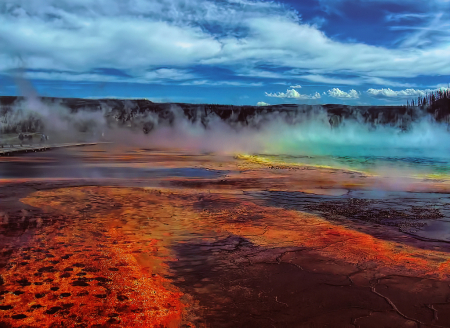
[2,145,450,327]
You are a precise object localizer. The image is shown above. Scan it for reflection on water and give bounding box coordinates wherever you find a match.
[414,220,450,242]
[0,145,228,179]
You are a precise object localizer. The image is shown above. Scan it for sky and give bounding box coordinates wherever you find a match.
[0,0,449,106]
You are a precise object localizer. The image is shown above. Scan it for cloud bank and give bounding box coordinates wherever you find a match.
[366,88,444,99]
[265,89,321,100]
[327,88,360,99]
[1,0,449,87]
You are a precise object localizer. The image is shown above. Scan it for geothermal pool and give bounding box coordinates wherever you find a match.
[1,144,450,327]
[248,151,450,179]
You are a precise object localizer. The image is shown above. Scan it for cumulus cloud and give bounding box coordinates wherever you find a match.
[327,88,360,99]
[289,85,302,89]
[265,89,321,99]
[256,101,270,106]
[366,88,443,98]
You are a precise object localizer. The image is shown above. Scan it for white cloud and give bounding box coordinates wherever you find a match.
[297,74,361,86]
[20,69,264,86]
[392,13,450,49]
[181,80,263,87]
[362,77,416,88]
[435,83,450,89]
[257,101,270,106]
[22,68,197,84]
[244,70,417,87]
[366,88,439,98]
[385,13,433,22]
[237,70,286,79]
[0,0,449,86]
[327,88,360,99]
[289,85,302,89]
[143,69,196,81]
[265,89,321,99]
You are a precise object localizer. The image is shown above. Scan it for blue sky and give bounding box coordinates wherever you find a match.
[0,0,449,106]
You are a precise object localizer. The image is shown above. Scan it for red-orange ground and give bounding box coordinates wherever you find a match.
[2,147,450,327]
[2,186,449,326]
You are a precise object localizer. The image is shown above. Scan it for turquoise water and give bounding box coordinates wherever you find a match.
[256,149,450,177]
[257,119,450,177]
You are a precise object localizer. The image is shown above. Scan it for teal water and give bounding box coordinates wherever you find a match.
[257,149,450,177]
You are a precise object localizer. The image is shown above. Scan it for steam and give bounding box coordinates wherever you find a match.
[1,76,107,142]
[139,105,450,159]
[2,78,450,179]
[2,94,450,157]
[132,105,450,178]
[266,115,450,158]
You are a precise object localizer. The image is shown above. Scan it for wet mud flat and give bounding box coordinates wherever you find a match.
[2,146,450,327]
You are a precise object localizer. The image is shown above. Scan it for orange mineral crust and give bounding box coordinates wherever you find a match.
[1,187,193,328]
[23,187,450,279]
[2,186,450,327]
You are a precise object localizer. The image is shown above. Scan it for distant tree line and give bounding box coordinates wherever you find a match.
[406,88,450,109]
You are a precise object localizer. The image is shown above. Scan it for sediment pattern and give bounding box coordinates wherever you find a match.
[2,184,450,327]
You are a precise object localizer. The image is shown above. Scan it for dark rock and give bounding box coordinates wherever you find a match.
[11,314,27,320]
[45,306,62,315]
[117,294,128,301]
[72,263,85,268]
[0,305,13,310]
[82,267,99,273]
[94,277,111,283]
[76,291,89,297]
[72,280,89,287]
[107,318,120,324]
[38,266,55,273]
[16,278,31,287]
